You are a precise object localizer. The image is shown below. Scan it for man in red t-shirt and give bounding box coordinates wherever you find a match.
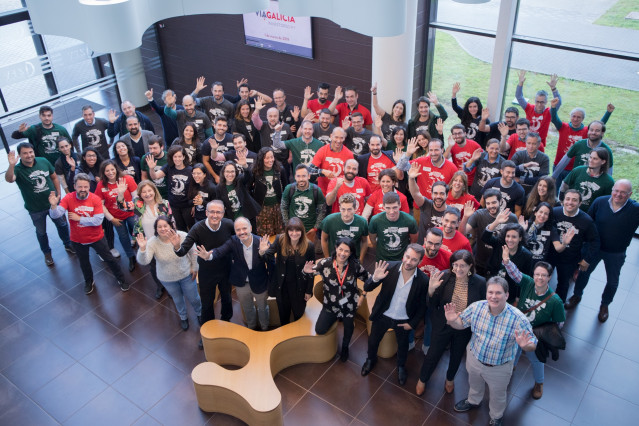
[49,173,127,295]
[418,227,452,276]
[445,124,482,187]
[301,83,341,122]
[357,135,400,192]
[438,207,471,253]
[311,127,354,194]
[515,70,561,147]
[325,159,372,214]
[500,118,533,160]
[399,138,457,200]
[329,86,373,129]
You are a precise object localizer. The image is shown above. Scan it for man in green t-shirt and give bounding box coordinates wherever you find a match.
[281,164,326,241]
[11,105,71,166]
[274,120,324,173]
[319,193,368,262]
[140,136,169,198]
[369,192,418,261]
[560,148,614,211]
[5,142,73,266]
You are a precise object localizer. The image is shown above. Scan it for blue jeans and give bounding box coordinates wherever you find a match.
[110,216,136,258]
[162,275,203,320]
[29,209,70,254]
[515,346,544,383]
[573,251,626,306]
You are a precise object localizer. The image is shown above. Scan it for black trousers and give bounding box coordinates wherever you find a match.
[420,325,472,382]
[102,217,114,249]
[199,270,232,323]
[315,309,354,348]
[555,262,577,302]
[172,205,195,232]
[368,315,412,367]
[277,276,307,325]
[73,237,125,284]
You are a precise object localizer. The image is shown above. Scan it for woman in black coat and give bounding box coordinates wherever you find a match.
[261,217,316,325]
[216,157,260,229]
[416,250,486,396]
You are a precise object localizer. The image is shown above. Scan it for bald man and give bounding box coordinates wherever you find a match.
[164,95,213,142]
[564,179,639,322]
[325,158,371,215]
[253,98,294,181]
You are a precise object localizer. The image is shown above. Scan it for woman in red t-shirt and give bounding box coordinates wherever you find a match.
[96,159,138,272]
[446,171,480,219]
[362,169,409,220]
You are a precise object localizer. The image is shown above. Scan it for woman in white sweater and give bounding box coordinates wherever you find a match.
[136,216,202,330]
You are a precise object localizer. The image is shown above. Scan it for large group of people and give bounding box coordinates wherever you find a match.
[6,74,639,426]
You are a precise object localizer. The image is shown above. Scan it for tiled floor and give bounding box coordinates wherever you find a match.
[2,107,639,424]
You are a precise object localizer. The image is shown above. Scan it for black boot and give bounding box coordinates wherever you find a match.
[154,283,164,299]
[128,256,136,272]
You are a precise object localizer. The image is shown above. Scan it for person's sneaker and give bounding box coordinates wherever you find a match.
[489,418,503,425]
[454,399,479,412]
[84,281,95,295]
[422,344,430,354]
[180,319,189,331]
[339,346,349,362]
[110,248,121,258]
[44,253,54,266]
[118,280,130,292]
[532,382,543,399]
[408,341,416,351]
[64,244,76,254]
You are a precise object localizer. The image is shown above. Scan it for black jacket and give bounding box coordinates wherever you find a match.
[264,235,315,297]
[364,261,428,330]
[216,166,261,220]
[429,270,486,332]
[249,165,286,206]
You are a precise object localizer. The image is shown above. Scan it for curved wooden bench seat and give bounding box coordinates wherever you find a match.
[192,280,337,426]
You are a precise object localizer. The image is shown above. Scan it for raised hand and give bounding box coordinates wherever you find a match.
[18,122,28,132]
[135,233,147,251]
[303,112,315,122]
[426,91,439,106]
[66,155,76,170]
[235,148,248,167]
[341,117,351,129]
[291,105,300,121]
[374,115,383,129]
[518,215,528,230]
[144,88,153,101]
[481,107,490,121]
[274,121,283,132]
[496,208,511,224]
[452,82,460,98]
[236,77,248,88]
[408,162,422,179]
[518,70,526,85]
[515,329,535,348]
[444,303,460,322]
[550,97,559,108]
[195,244,213,260]
[334,177,345,189]
[470,147,483,162]
[195,76,207,93]
[164,91,176,106]
[372,260,389,281]
[334,86,343,101]
[547,73,558,90]
[607,103,615,113]
[108,109,118,123]
[254,96,266,111]
[259,235,270,253]
[406,137,419,156]
[429,270,444,290]
[7,151,17,166]
[563,226,576,245]
[302,260,316,274]
[463,200,476,218]
[393,148,404,164]
[498,121,509,136]
[48,191,60,207]
[145,154,157,169]
[436,117,444,135]
[168,228,181,248]
[502,244,510,263]
[303,86,313,100]
[370,82,378,94]
[116,177,128,196]
[193,193,203,206]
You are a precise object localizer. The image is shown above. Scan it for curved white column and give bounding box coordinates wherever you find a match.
[111,48,148,107]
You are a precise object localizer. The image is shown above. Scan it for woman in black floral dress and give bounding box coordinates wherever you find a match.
[303,237,371,362]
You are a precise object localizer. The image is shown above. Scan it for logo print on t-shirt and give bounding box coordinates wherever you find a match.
[41,135,58,154]
[478,167,499,187]
[383,227,403,250]
[29,170,50,193]
[86,129,102,147]
[171,175,188,196]
[530,115,543,132]
[300,148,315,165]
[579,181,601,203]
[351,137,366,155]
[294,196,312,218]
[326,157,344,176]
[228,189,241,212]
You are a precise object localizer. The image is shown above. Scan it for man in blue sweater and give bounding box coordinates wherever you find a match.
[564,180,639,322]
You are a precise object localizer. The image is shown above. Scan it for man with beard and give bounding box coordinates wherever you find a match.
[107,100,155,139]
[330,86,373,129]
[444,124,482,187]
[511,132,549,194]
[191,78,235,122]
[224,134,258,168]
[273,88,301,133]
[309,108,336,144]
[481,160,525,217]
[560,148,614,212]
[408,164,449,244]
[12,105,71,166]
[466,188,517,277]
[145,88,184,144]
[464,138,504,199]
[274,119,324,172]
[437,207,471,254]
[164,95,213,142]
[141,136,168,198]
[201,117,234,182]
[253,98,294,180]
[515,70,561,147]
[301,83,341,122]
[343,112,375,156]
[311,127,354,194]
[551,189,600,302]
[120,116,155,158]
[223,78,272,109]
[320,193,368,262]
[281,164,326,242]
[71,105,111,159]
[361,244,429,386]
[49,173,127,294]
[478,106,518,145]
[552,120,614,180]
[499,118,532,160]
[369,192,418,261]
[326,159,371,215]
[357,135,400,192]
[397,138,457,200]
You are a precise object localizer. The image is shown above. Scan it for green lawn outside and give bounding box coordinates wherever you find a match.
[595,0,639,30]
[429,31,639,200]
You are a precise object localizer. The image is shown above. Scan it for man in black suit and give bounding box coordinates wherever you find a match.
[361,243,429,385]
[198,217,274,331]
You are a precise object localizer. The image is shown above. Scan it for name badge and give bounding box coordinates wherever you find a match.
[423,167,431,172]
[52,132,59,136]
[541,230,550,236]
[356,188,364,193]
[280,131,287,135]
[399,227,409,232]
[350,226,359,231]
[247,158,254,163]
[196,120,203,124]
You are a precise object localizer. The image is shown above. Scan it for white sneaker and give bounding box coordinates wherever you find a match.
[110,248,121,258]
[422,344,429,354]
[408,341,415,351]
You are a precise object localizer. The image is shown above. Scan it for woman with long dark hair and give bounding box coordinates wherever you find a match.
[172,122,201,165]
[522,176,557,220]
[96,159,138,271]
[451,82,486,147]
[303,237,371,362]
[113,140,141,183]
[371,82,407,143]
[232,99,261,153]
[216,157,260,229]
[386,126,408,153]
[446,171,480,219]
[136,216,202,330]
[54,137,79,194]
[188,163,216,223]
[250,147,285,236]
[519,201,575,262]
[261,217,316,325]
[146,145,194,232]
[416,250,486,396]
